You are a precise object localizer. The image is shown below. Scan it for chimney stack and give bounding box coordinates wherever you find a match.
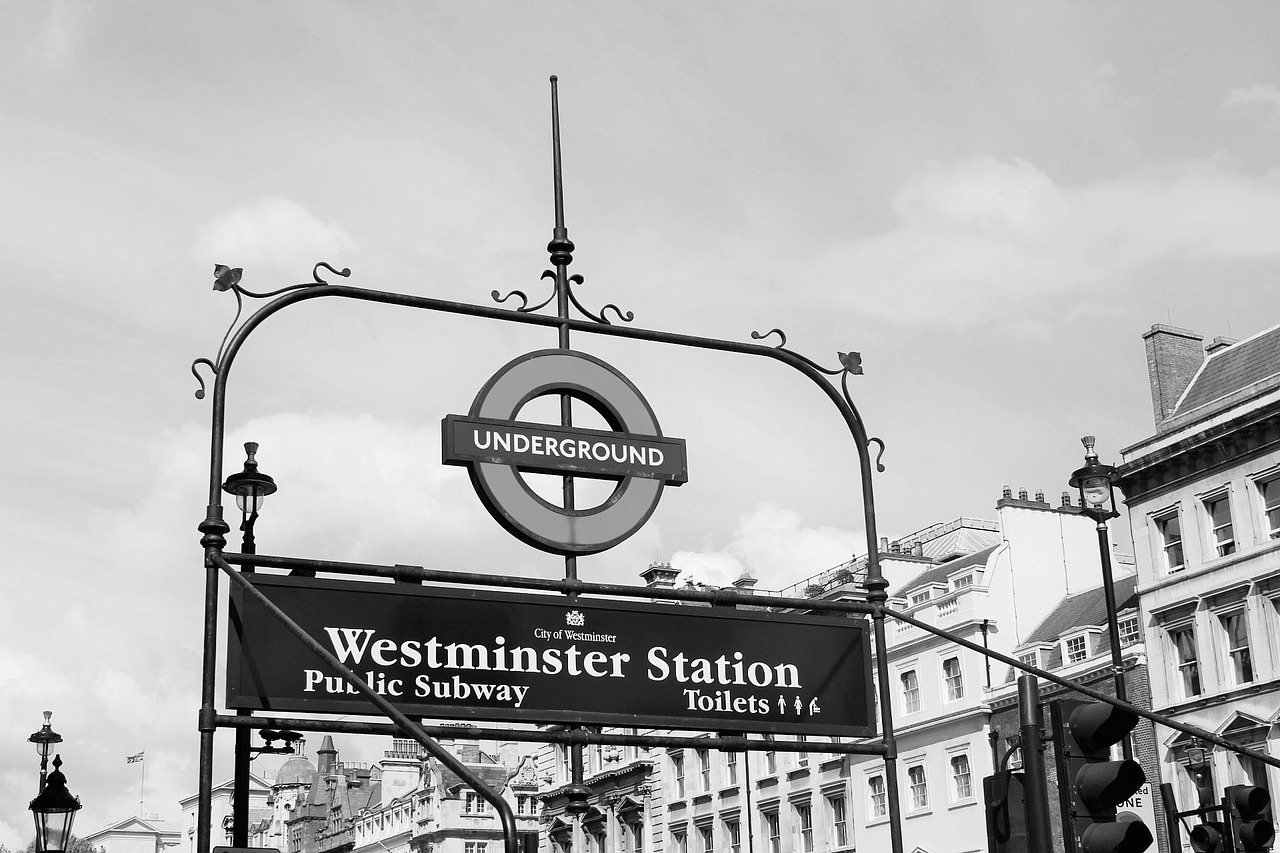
[1143,324,1204,425]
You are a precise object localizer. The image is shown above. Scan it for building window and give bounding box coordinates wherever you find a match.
[943,657,964,700]
[910,589,931,606]
[868,774,887,818]
[795,802,814,852]
[763,749,777,775]
[900,669,920,713]
[671,829,687,853]
[1205,493,1236,557]
[1170,626,1201,698]
[1156,511,1185,572]
[698,825,713,853]
[828,793,849,846]
[1221,611,1254,684]
[697,749,711,792]
[907,764,929,811]
[724,819,741,853]
[516,794,536,815]
[1017,651,1039,669]
[950,753,973,801]
[1259,476,1280,540]
[726,751,739,786]
[1118,617,1140,647]
[464,792,486,814]
[1065,634,1089,664]
[797,735,809,766]
[671,752,686,799]
[763,811,781,853]
[629,822,644,853]
[952,573,974,589]
[464,844,487,853]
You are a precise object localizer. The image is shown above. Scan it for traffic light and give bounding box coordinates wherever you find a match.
[985,772,1029,853]
[1051,699,1153,853]
[1189,821,1230,853]
[1226,785,1274,852]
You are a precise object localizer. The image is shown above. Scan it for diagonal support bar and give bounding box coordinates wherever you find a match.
[213,554,521,853]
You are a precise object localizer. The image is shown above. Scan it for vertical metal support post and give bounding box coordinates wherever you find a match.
[232,511,256,847]
[1095,519,1131,760]
[1159,782,1182,851]
[1018,675,1054,853]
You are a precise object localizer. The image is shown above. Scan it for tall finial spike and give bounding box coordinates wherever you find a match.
[547,76,574,268]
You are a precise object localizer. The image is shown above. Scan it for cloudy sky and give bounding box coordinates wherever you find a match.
[3,0,1280,842]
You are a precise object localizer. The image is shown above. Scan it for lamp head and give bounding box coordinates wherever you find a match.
[29,756,81,853]
[28,711,62,763]
[1069,436,1119,520]
[222,442,277,513]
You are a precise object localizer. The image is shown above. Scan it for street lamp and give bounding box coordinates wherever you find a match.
[222,442,277,564]
[28,711,62,793]
[1069,435,1130,760]
[222,442,276,848]
[29,755,82,853]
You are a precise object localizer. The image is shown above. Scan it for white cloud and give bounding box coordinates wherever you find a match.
[195,196,358,284]
[1225,83,1280,112]
[806,156,1280,324]
[669,503,858,591]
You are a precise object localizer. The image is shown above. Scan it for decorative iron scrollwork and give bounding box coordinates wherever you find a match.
[192,262,352,399]
[490,270,634,325]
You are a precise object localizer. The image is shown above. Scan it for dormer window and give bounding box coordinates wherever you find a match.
[1017,651,1039,669]
[909,590,931,606]
[1064,634,1089,665]
[1118,616,1140,647]
[951,574,974,590]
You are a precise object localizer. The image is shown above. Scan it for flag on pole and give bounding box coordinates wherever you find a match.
[126,751,144,764]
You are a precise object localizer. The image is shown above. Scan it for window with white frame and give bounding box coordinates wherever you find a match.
[943,656,964,700]
[794,802,814,852]
[726,751,738,786]
[1259,475,1280,540]
[1017,651,1039,669]
[952,573,974,589]
[464,792,486,814]
[797,735,809,766]
[910,589,931,606]
[671,751,686,798]
[1065,634,1089,664]
[763,747,777,775]
[763,811,781,853]
[670,829,687,853]
[464,843,487,853]
[1204,492,1237,557]
[1118,616,1140,647]
[1169,625,1201,698]
[698,825,713,853]
[868,774,887,818]
[1156,510,1185,572]
[724,818,740,853]
[1220,610,1254,684]
[907,763,929,811]
[900,669,921,713]
[949,752,973,802]
[697,748,711,792]
[828,793,849,847]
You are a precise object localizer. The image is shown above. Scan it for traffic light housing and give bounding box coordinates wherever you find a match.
[1226,785,1274,852]
[985,772,1029,853]
[1189,821,1231,853]
[1051,699,1153,853]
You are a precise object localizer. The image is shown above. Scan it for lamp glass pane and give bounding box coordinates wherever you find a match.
[1082,477,1111,508]
[33,808,75,853]
[235,489,264,514]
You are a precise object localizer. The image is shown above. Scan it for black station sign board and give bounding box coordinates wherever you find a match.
[228,575,877,738]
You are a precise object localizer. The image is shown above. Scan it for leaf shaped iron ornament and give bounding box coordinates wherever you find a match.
[192,261,352,399]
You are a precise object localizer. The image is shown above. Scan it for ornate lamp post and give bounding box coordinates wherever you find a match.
[29,755,82,853]
[1069,435,1132,761]
[28,711,63,794]
[222,442,276,846]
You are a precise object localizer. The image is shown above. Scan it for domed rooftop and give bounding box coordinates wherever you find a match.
[276,754,317,786]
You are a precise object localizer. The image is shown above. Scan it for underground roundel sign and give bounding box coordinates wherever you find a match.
[442,350,687,555]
